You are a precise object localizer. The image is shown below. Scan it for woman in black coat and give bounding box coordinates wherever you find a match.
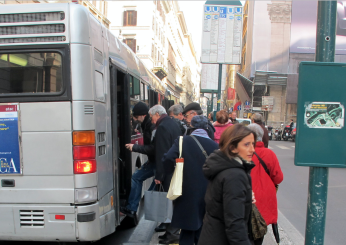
[162,116,219,245]
[198,124,256,245]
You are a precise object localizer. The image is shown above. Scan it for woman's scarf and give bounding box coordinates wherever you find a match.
[191,128,210,139]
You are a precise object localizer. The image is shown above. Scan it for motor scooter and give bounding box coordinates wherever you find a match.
[282,125,292,141]
[274,127,281,141]
[267,126,273,140]
[291,128,296,142]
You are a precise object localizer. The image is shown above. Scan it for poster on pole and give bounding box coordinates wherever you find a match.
[0,104,22,175]
[201,4,243,64]
[200,63,227,92]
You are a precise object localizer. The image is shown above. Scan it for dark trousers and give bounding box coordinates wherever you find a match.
[179,226,202,245]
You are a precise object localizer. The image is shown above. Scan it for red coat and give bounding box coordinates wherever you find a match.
[251,142,283,225]
[213,122,232,143]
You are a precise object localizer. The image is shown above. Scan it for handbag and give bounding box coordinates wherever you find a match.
[251,203,267,240]
[167,136,184,200]
[144,184,173,222]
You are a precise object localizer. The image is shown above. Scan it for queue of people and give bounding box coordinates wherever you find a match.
[122,101,283,245]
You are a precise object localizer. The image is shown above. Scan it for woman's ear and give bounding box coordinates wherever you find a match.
[229,145,238,154]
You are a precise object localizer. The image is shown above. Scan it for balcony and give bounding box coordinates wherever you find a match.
[152,61,167,80]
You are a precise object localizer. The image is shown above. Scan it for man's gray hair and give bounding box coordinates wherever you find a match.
[149,105,167,116]
[167,104,183,116]
[252,113,263,123]
[248,123,264,141]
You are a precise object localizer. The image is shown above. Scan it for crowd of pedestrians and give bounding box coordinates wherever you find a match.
[121,102,283,245]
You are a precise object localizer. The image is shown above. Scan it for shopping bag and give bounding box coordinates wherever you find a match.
[144,184,173,222]
[167,136,184,200]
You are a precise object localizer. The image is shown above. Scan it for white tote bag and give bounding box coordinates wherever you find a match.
[167,136,184,200]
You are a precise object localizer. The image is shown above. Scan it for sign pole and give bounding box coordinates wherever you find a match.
[304,2,336,244]
[217,64,222,111]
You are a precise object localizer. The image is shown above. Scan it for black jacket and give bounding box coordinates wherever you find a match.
[153,116,182,189]
[132,114,155,163]
[162,136,219,230]
[199,150,254,245]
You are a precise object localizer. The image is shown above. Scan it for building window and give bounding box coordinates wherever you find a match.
[123,10,137,26]
[124,39,137,53]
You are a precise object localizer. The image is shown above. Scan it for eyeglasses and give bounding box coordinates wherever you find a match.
[184,112,195,118]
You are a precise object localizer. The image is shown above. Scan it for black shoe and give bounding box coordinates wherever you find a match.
[120,206,136,218]
[159,237,179,244]
[158,233,167,240]
[155,223,168,232]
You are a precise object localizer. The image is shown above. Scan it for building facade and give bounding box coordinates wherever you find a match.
[107,0,200,106]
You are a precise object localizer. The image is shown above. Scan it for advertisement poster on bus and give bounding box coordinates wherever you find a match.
[0,104,21,174]
[291,1,346,54]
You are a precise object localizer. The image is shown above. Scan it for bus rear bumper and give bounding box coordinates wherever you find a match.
[0,202,109,242]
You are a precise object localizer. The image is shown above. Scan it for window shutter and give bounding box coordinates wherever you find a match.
[133,11,137,26]
[123,11,128,26]
[132,39,137,53]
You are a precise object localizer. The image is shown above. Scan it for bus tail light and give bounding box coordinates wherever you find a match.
[73,146,96,159]
[75,187,97,204]
[73,131,95,146]
[55,215,65,220]
[74,160,96,174]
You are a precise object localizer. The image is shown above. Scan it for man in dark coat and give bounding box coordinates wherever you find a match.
[162,116,219,245]
[121,102,155,217]
[182,102,215,140]
[149,105,182,243]
[251,113,269,148]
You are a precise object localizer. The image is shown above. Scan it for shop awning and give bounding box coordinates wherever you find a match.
[236,72,253,98]
[254,71,287,86]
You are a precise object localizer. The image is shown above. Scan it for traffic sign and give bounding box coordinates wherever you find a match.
[245,100,250,106]
[237,105,241,111]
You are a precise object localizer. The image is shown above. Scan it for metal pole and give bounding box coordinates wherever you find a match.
[305,2,336,245]
[217,64,222,111]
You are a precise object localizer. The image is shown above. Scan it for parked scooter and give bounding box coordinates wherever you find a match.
[267,126,273,140]
[291,128,296,142]
[282,125,292,141]
[274,127,282,141]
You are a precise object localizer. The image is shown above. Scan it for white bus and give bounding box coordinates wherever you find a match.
[0,3,176,242]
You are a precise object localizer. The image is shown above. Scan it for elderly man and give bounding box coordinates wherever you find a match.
[167,104,187,135]
[149,105,182,243]
[182,102,215,140]
[229,111,239,124]
[251,113,269,148]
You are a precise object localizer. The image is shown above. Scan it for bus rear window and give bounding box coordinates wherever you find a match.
[0,52,63,95]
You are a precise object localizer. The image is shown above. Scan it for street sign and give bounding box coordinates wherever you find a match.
[237,104,241,111]
[200,63,227,92]
[229,107,233,112]
[295,62,346,168]
[262,96,274,111]
[201,4,243,64]
[244,100,251,110]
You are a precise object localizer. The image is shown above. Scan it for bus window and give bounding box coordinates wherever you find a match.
[144,85,149,105]
[0,52,63,94]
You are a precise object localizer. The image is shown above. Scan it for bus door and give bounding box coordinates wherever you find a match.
[109,64,132,224]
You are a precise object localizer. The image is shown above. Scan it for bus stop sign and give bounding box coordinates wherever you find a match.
[295,62,346,167]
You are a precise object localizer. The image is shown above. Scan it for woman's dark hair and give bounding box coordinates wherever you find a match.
[219,124,257,159]
[216,110,229,124]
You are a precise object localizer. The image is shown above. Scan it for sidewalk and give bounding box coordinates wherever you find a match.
[124,210,305,245]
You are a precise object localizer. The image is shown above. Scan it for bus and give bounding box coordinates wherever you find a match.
[0,3,175,242]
